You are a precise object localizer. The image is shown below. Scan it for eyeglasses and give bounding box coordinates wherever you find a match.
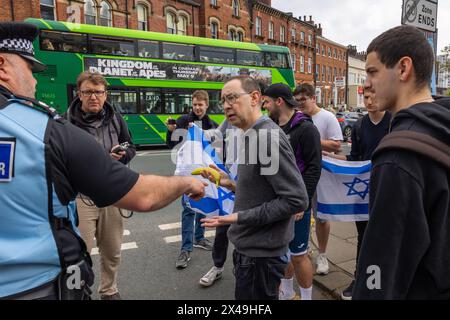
[219,92,249,108]
[295,96,310,104]
[80,90,106,98]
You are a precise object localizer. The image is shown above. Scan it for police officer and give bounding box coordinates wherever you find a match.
[0,22,206,300]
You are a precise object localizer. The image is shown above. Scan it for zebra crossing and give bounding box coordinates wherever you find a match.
[158,221,216,244]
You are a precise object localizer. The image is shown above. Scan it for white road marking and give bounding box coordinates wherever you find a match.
[163,230,216,244]
[158,222,181,230]
[90,242,138,256]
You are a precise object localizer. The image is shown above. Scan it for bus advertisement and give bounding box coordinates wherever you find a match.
[27,18,295,146]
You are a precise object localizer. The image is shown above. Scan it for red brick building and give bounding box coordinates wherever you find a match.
[315,26,347,108]
[2,0,347,96]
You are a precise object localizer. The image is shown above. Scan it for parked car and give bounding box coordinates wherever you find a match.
[336,112,364,142]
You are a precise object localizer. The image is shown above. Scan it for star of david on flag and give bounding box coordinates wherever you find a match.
[316,156,372,222]
[174,124,237,216]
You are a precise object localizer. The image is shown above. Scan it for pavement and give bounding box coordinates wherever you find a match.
[309,220,358,300]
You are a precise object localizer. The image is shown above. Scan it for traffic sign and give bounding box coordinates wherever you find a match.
[335,76,345,87]
[402,0,438,33]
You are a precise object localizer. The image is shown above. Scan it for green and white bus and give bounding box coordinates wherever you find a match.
[26,18,295,145]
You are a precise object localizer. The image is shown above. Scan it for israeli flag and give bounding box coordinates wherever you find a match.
[316,156,371,222]
[174,124,236,216]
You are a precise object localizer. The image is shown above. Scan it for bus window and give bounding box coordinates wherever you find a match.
[40,31,88,53]
[236,50,263,66]
[162,43,194,61]
[265,52,289,68]
[199,46,234,64]
[207,90,223,114]
[140,90,162,113]
[138,40,160,58]
[109,89,137,114]
[91,37,135,56]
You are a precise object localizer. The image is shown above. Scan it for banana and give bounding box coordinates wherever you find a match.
[191,167,221,187]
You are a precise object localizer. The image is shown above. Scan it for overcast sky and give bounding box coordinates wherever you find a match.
[272,0,449,55]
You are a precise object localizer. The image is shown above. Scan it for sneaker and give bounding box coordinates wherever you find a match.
[100,292,121,300]
[175,251,190,269]
[199,266,223,287]
[193,238,213,251]
[316,253,329,275]
[341,280,355,300]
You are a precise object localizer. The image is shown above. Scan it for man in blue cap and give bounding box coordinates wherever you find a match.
[0,22,206,300]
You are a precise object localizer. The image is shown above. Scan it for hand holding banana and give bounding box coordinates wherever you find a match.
[191,164,236,192]
[191,167,221,187]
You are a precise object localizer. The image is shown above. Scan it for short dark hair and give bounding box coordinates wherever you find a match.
[293,83,315,97]
[224,76,261,94]
[192,90,209,105]
[367,25,434,88]
[76,71,108,90]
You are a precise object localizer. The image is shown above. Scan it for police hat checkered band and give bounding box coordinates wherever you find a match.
[0,38,34,55]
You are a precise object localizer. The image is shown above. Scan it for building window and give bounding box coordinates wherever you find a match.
[308,57,312,74]
[210,0,217,5]
[211,22,218,39]
[316,43,319,54]
[328,47,332,57]
[322,65,326,81]
[334,48,337,59]
[137,4,149,31]
[237,31,244,42]
[300,31,305,43]
[85,0,97,25]
[291,53,296,71]
[321,45,325,56]
[228,29,236,41]
[316,64,320,77]
[268,21,274,39]
[255,17,262,36]
[99,1,112,27]
[328,66,332,82]
[280,26,285,43]
[177,16,187,35]
[291,28,296,41]
[166,12,176,34]
[308,34,312,45]
[232,0,239,17]
[300,55,304,73]
[40,0,56,20]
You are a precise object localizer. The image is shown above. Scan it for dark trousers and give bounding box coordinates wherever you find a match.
[212,225,230,268]
[354,220,368,277]
[232,250,287,300]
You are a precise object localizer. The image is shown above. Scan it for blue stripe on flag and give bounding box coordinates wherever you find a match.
[189,197,220,214]
[317,203,369,215]
[322,161,371,175]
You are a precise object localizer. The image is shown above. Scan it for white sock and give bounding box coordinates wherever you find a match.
[280,278,294,297]
[300,285,313,300]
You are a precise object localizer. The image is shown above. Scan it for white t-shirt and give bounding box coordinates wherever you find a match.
[311,109,343,141]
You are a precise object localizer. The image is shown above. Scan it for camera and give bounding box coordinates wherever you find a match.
[112,142,130,154]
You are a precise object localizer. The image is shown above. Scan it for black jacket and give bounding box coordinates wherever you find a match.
[65,97,136,165]
[281,112,322,202]
[353,98,450,299]
[166,111,218,149]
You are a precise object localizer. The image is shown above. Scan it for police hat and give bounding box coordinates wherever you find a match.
[0,22,46,73]
[264,83,299,108]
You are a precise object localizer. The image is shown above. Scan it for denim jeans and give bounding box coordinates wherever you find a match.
[232,250,288,300]
[181,197,205,252]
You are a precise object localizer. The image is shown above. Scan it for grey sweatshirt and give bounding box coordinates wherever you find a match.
[227,116,309,257]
